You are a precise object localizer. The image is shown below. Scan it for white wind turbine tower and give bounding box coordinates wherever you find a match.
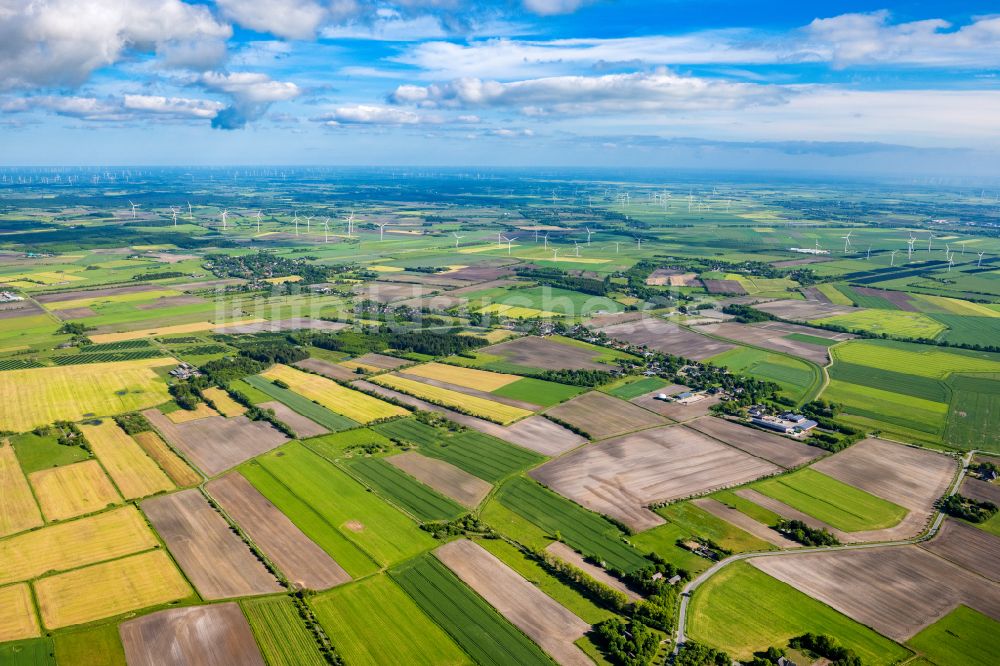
[573,240,580,257]
[615,242,620,254]
[187,201,193,219]
[907,235,916,260]
[293,211,299,236]
[841,231,853,253]
[927,232,935,252]
[866,246,872,260]
[170,207,179,227]
[534,229,539,243]
[453,232,464,247]
[551,248,559,261]
[543,233,549,250]
[497,231,504,248]
[305,216,313,233]
[346,211,355,237]
[890,249,898,266]
[635,237,643,250]
[978,251,986,267]
[128,200,139,219]
[220,209,229,230]
[378,222,389,241]
[323,217,330,243]
[585,227,593,246]
[505,236,517,255]
[255,210,262,232]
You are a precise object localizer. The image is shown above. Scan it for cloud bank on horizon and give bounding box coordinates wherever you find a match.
[0,0,998,173]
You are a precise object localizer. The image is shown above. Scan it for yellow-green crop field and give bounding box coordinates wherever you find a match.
[262,364,408,423]
[0,358,175,432]
[132,431,201,487]
[0,583,40,641]
[402,362,519,391]
[0,442,43,537]
[372,374,532,425]
[79,421,174,500]
[34,550,191,629]
[201,387,246,417]
[0,506,158,585]
[812,310,947,339]
[833,340,1000,379]
[44,289,181,311]
[29,460,121,521]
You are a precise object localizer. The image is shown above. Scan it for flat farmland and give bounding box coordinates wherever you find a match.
[945,372,1000,451]
[696,321,841,364]
[0,442,43,536]
[960,477,1000,505]
[373,374,532,425]
[499,415,587,455]
[88,319,263,344]
[131,431,200,487]
[206,473,350,590]
[78,421,173,499]
[631,389,722,421]
[906,605,1000,666]
[29,460,121,521]
[0,583,39,641]
[35,550,191,629]
[689,561,910,664]
[403,362,520,391]
[258,401,329,438]
[164,402,218,423]
[0,358,174,432]
[833,339,1000,378]
[386,451,492,507]
[352,352,412,370]
[293,357,358,381]
[436,539,592,666]
[593,318,736,360]
[691,498,798,548]
[543,390,668,440]
[530,425,780,532]
[262,364,407,423]
[394,372,542,411]
[344,457,466,521]
[477,335,618,371]
[707,347,821,402]
[241,597,326,666]
[753,299,856,320]
[120,603,265,666]
[141,489,282,599]
[0,506,157,585]
[200,387,245,417]
[751,545,1000,641]
[143,409,288,476]
[250,443,435,567]
[244,375,358,431]
[390,553,553,666]
[310,574,472,666]
[52,624,125,666]
[921,518,1000,583]
[686,416,823,468]
[404,426,546,482]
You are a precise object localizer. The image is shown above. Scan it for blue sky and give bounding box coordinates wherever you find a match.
[1,1,999,174]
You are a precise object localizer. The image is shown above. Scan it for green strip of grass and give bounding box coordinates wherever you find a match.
[907,605,1000,666]
[605,377,668,400]
[0,638,55,666]
[784,333,837,347]
[491,377,585,407]
[241,596,326,666]
[343,457,466,522]
[53,624,124,666]
[244,375,359,432]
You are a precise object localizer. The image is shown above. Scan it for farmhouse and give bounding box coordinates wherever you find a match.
[750,412,818,435]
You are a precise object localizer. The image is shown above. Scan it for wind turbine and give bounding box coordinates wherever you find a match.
[345,211,355,236]
[323,217,330,243]
[255,210,262,232]
[187,201,193,219]
[841,231,853,253]
[635,237,643,250]
[293,211,299,236]
[551,248,559,261]
[573,240,580,257]
[170,206,179,227]
[543,233,549,250]
[978,251,986,267]
[614,242,620,254]
[866,246,872,260]
[378,223,389,241]
[453,232,464,247]
[505,236,517,255]
[585,227,593,246]
[890,249,898,266]
[927,233,935,252]
[128,200,139,219]
[497,232,503,248]
[220,209,229,230]
[907,235,916,260]
[305,216,312,233]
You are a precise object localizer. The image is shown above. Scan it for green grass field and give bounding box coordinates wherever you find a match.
[828,361,949,402]
[655,501,777,553]
[629,521,712,575]
[311,575,471,666]
[480,497,555,551]
[491,377,585,407]
[753,468,907,532]
[906,605,1000,666]
[945,373,1000,452]
[711,490,783,526]
[248,443,436,567]
[343,457,466,521]
[604,376,668,400]
[833,285,901,310]
[10,431,90,473]
[709,347,820,402]
[243,375,360,432]
[305,428,395,457]
[823,379,948,441]
[833,339,1000,379]
[0,637,55,665]
[689,562,910,664]
[52,624,124,666]
[813,309,946,339]
[241,596,326,666]
[390,553,556,666]
[931,314,1000,346]
[497,476,649,573]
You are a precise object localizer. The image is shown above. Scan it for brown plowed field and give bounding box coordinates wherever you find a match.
[397,373,541,411]
[753,299,856,321]
[631,390,721,422]
[354,282,433,303]
[482,336,610,370]
[960,477,1000,505]
[531,425,780,532]
[141,489,282,599]
[258,401,329,438]
[692,498,798,548]
[751,545,1000,641]
[120,603,266,666]
[702,279,747,294]
[143,409,288,476]
[544,391,668,440]
[386,451,492,507]
[593,318,734,360]
[686,417,823,469]
[694,321,845,364]
[206,473,350,590]
[436,539,592,666]
[544,542,641,601]
[921,518,1000,582]
[294,357,358,381]
[353,352,411,369]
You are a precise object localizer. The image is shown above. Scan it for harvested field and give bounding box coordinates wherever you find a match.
[753,299,856,321]
[214,318,348,334]
[702,279,747,294]
[0,583,39,641]
[353,352,411,369]
[800,286,832,302]
[29,460,121,521]
[35,549,191,629]
[51,306,96,319]
[206,473,350,590]
[594,318,735,360]
[695,321,848,364]
[79,421,173,499]
[631,389,722,421]
[142,489,283,599]
[961,477,1000,505]
[751,545,1000,641]
[687,417,823,468]
[394,294,467,310]
[403,362,518,391]
[921,518,1000,582]
[134,295,206,309]
[173,278,247,291]
[294,357,358,381]
[143,409,288,476]
[0,299,45,318]
[353,282,432,303]
[396,373,541,411]
[0,358,174,432]
[120,603,265,666]
[436,539,591,666]
[88,319,262,344]
[482,335,609,370]
[376,272,466,288]
[201,387,245,417]
[386,451,492,507]
[262,364,407,423]
[0,506,157,585]
[35,284,167,303]
[445,265,514,282]
[544,391,668,440]
[259,401,329,438]
[165,402,219,423]
[691,498,798,548]
[0,442,42,537]
[530,425,780,532]
[372,374,531,425]
[544,541,641,601]
[132,431,201,486]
